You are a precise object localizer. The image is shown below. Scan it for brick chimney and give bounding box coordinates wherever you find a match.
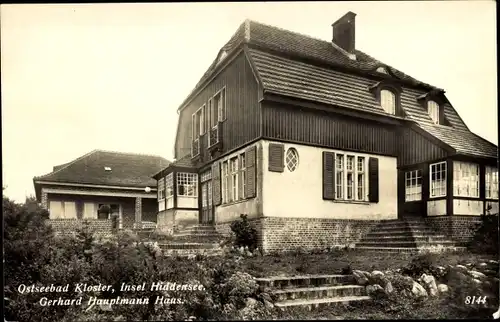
[331,11,356,55]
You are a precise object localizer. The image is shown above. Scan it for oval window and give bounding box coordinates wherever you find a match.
[285,148,299,172]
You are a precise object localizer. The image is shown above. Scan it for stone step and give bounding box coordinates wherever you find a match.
[356,241,418,248]
[162,248,224,257]
[158,242,219,250]
[274,295,371,309]
[172,234,222,242]
[273,285,365,302]
[255,275,354,289]
[361,235,449,242]
[355,246,467,253]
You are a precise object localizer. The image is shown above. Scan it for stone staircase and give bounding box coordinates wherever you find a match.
[355,218,466,253]
[158,224,224,256]
[255,274,371,309]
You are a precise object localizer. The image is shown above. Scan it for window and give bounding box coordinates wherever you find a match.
[165,173,174,198]
[286,148,299,172]
[208,98,217,128]
[430,161,447,197]
[222,162,229,203]
[335,154,367,201]
[158,178,165,201]
[376,66,388,74]
[240,154,246,200]
[428,100,440,124]
[486,166,499,199]
[214,88,226,121]
[177,172,198,197]
[49,201,77,219]
[229,157,238,202]
[336,154,344,199]
[357,157,365,200]
[405,170,422,201]
[380,89,396,115]
[192,105,205,139]
[453,161,479,197]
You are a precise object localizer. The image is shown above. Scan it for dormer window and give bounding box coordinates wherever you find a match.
[380,89,396,115]
[376,66,388,74]
[427,100,440,124]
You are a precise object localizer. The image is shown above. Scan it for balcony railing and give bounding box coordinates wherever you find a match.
[191,138,200,158]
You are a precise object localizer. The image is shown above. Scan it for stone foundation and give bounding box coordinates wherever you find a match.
[48,219,114,238]
[425,216,482,245]
[216,216,380,254]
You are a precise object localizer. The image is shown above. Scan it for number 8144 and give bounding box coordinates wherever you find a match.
[465,296,487,305]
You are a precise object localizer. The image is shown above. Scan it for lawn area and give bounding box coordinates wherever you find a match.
[236,248,497,277]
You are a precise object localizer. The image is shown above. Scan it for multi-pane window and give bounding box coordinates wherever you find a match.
[380,89,396,115]
[165,173,173,198]
[222,162,229,203]
[230,157,238,202]
[486,166,499,199]
[428,100,440,124]
[240,154,246,200]
[158,178,165,201]
[336,154,344,199]
[335,154,367,201]
[430,161,447,197]
[453,161,479,197]
[357,157,365,200]
[177,172,198,197]
[286,148,299,172]
[192,105,205,139]
[214,88,226,121]
[405,170,422,201]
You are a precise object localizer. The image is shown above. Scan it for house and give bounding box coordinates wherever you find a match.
[153,12,498,252]
[33,150,170,236]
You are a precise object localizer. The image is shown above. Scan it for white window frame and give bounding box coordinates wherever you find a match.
[215,87,226,122]
[222,161,229,203]
[380,89,396,115]
[285,148,299,172]
[240,154,246,200]
[158,178,165,201]
[335,154,367,201]
[49,201,77,219]
[165,173,174,198]
[428,100,440,124]
[485,166,499,199]
[177,172,198,197]
[453,161,479,198]
[405,169,423,202]
[430,161,447,198]
[229,157,238,202]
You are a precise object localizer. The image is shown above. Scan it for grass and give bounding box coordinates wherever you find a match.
[236,249,497,277]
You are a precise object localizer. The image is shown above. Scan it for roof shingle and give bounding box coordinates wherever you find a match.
[34,150,171,188]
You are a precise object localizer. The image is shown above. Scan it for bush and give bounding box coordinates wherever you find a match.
[401,252,439,278]
[230,214,258,252]
[468,212,499,255]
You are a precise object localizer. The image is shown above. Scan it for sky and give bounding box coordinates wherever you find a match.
[1,1,497,202]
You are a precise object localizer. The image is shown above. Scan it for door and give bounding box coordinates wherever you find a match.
[201,180,214,224]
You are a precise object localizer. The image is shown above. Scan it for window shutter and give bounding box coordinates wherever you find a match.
[322,152,336,200]
[245,145,257,198]
[368,157,379,203]
[268,143,284,172]
[238,156,243,200]
[212,162,222,206]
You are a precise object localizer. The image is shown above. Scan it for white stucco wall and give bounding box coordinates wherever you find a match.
[427,199,447,216]
[177,196,197,208]
[261,140,398,220]
[454,199,483,216]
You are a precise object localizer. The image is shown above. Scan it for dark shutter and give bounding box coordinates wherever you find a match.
[323,152,335,200]
[368,157,379,203]
[245,145,257,198]
[238,156,243,200]
[212,162,222,206]
[268,143,284,172]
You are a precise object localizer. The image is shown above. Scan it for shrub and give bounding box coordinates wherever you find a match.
[401,252,439,278]
[468,212,499,255]
[230,214,258,252]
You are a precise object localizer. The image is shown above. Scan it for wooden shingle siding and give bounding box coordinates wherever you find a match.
[245,145,257,198]
[268,143,284,172]
[263,104,398,156]
[322,152,335,200]
[398,128,448,167]
[212,162,222,206]
[174,52,261,161]
[368,157,379,203]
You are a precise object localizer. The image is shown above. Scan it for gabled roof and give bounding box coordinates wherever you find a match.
[177,18,497,159]
[34,150,171,188]
[152,154,198,179]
